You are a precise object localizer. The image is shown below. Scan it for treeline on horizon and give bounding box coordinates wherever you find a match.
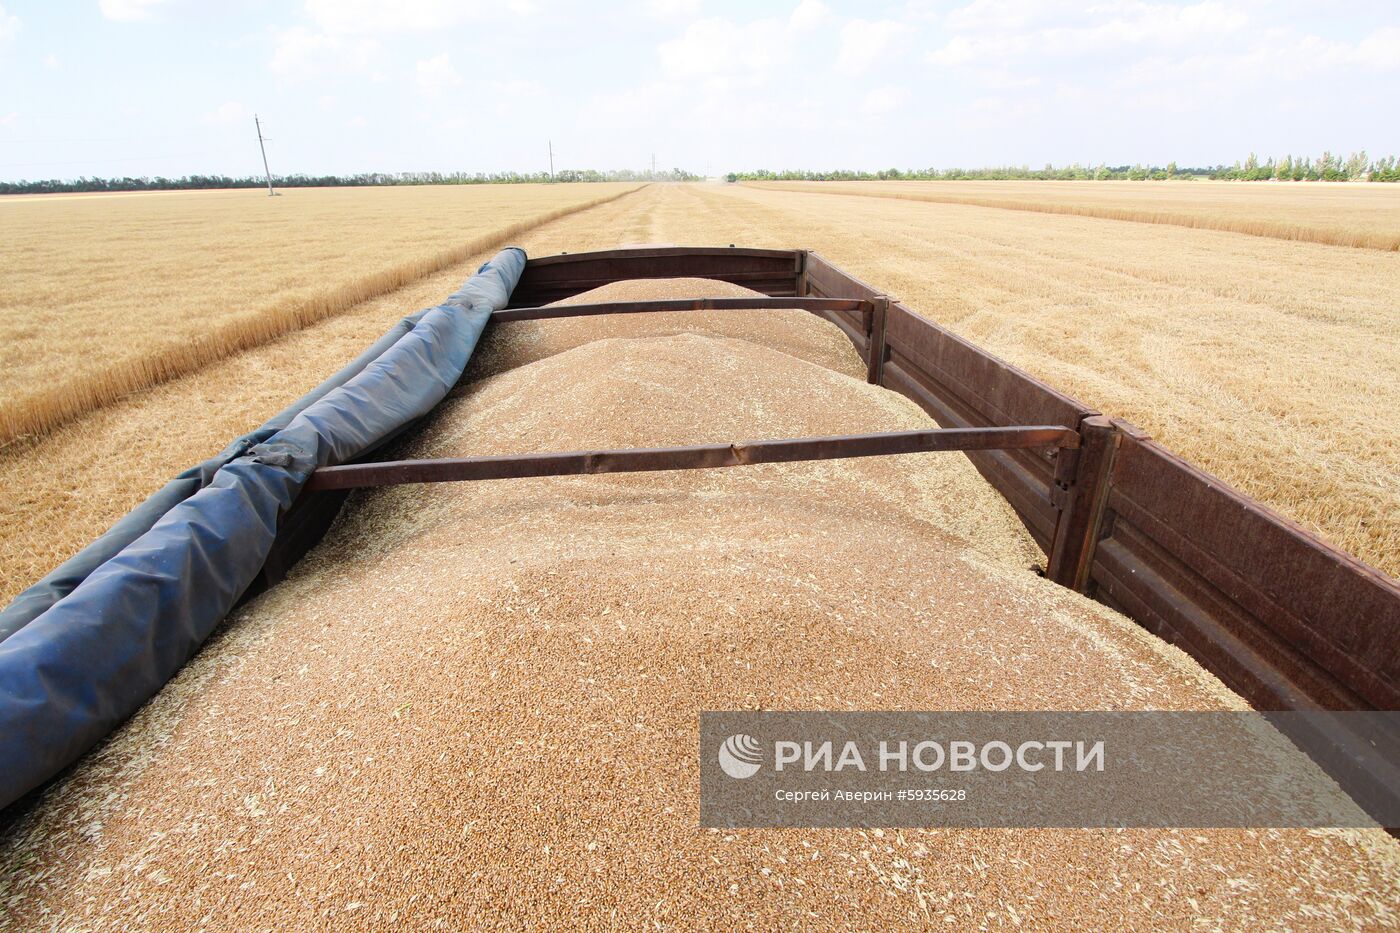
[8,153,1399,194]
[726,152,1400,183]
[0,167,702,196]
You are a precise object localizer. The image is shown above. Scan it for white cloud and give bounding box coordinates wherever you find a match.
[270,26,381,77]
[98,0,168,22]
[202,100,251,126]
[642,0,702,15]
[659,17,787,78]
[861,84,909,115]
[837,19,903,75]
[303,0,489,34]
[0,111,18,128]
[657,1,829,79]
[347,114,368,128]
[976,67,1041,90]
[928,0,1250,66]
[1353,26,1400,70]
[43,52,59,69]
[928,33,1029,67]
[941,0,1059,31]
[0,4,18,43]
[489,78,545,96]
[583,81,685,127]
[415,54,462,94]
[788,0,830,31]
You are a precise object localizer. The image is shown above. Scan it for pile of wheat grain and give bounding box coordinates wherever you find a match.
[471,277,868,381]
[0,278,1394,931]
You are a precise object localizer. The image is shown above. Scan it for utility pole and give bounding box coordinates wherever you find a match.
[254,114,276,197]
[650,152,657,177]
[548,139,554,180]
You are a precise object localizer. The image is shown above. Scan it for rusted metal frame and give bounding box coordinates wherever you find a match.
[524,271,797,289]
[1094,430,1400,712]
[882,359,1061,552]
[1091,532,1361,710]
[865,295,891,385]
[817,310,870,354]
[509,278,797,308]
[491,296,871,324]
[1111,433,1398,662]
[522,246,800,267]
[305,426,1081,492]
[804,252,883,302]
[794,250,809,297]
[803,253,881,345]
[246,243,1400,760]
[882,305,1095,433]
[515,269,797,294]
[1101,496,1397,711]
[509,247,804,307]
[1089,542,1400,832]
[842,253,1398,760]
[1045,415,1120,593]
[877,304,1103,555]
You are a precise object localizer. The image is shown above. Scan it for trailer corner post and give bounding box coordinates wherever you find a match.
[795,250,810,296]
[866,295,891,385]
[1046,415,1119,592]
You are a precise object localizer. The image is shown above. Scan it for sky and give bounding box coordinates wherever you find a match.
[0,0,1397,181]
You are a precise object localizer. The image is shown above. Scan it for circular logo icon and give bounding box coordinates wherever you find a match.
[718,733,763,779]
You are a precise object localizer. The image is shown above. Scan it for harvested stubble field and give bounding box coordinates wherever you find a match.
[745,178,1400,251]
[2,181,1397,611]
[0,182,639,445]
[2,278,1395,930]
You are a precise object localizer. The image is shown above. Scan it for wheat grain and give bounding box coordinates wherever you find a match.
[1,278,1393,930]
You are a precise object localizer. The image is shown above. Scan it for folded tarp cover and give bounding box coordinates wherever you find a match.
[0,247,526,809]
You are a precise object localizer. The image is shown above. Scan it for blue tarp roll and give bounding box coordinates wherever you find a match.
[0,309,433,642]
[0,247,525,809]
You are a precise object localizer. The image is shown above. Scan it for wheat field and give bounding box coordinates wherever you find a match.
[2,181,1398,607]
[0,183,640,446]
[745,179,1400,251]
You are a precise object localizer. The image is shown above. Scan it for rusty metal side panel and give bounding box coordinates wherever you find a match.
[1092,429,1400,712]
[882,306,1097,553]
[883,306,1095,434]
[797,252,1098,554]
[509,247,801,307]
[803,253,876,353]
[882,358,1059,551]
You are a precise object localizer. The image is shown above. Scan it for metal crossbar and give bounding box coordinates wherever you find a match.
[305,426,1080,491]
[491,296,870,323]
